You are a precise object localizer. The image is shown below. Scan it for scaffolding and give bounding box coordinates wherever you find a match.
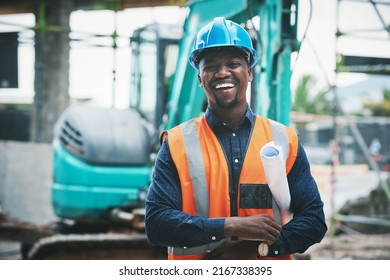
[329,0,390,249]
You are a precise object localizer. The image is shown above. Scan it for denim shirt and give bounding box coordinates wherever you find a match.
[145,106,327,257]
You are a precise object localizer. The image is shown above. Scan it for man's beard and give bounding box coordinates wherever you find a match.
[215,94,239,109]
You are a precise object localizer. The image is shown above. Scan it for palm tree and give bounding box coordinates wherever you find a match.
[292,74,332,115]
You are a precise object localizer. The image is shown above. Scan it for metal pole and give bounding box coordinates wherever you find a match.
[112,11,118,108]
[329,0,342,259]
[31,0,46,143]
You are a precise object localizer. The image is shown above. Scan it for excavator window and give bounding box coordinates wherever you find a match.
[129,25,180,130]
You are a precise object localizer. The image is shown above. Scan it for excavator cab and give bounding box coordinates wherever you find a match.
[51,23,182,224]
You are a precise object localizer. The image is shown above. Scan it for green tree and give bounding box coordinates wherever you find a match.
[292,74,332,115]
[363,88,390,117]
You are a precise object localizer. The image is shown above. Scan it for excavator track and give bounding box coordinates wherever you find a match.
[27,232,167,260]
[1,211,166,260]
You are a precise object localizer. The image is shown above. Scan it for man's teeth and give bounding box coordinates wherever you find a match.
[215,83,234,89]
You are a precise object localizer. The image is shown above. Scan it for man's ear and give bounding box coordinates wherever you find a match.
[198,73,203,87]
[248,68,253,82]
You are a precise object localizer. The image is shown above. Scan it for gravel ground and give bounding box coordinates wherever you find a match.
[2,234,390,260]
[305,233,390,260]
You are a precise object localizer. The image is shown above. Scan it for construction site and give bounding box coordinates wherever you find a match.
[0,0,390,261]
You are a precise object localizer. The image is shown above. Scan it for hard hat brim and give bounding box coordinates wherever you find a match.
[190,45,258,70]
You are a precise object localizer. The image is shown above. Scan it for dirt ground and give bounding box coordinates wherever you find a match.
[2,234,390,260]
[303,233,390,260]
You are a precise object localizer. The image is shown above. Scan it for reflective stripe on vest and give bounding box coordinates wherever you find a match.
[269,119,289,163]
[180,120,209,218]
[167,115,298,258]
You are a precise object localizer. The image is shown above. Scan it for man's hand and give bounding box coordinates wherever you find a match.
[224,214,281,244]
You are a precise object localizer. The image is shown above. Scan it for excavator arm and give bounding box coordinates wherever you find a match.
[165,0,299,129]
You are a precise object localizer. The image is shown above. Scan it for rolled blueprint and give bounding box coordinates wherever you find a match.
[260,142,291,210]
[257,142,290,257]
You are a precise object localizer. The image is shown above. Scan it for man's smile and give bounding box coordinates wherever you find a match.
[215,82,235,89]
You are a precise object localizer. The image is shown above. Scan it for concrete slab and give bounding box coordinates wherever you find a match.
[0,140,56,225]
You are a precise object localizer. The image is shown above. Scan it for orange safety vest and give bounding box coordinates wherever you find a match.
[166,115,298,260]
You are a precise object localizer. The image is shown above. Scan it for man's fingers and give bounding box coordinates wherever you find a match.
[224,214,282,241]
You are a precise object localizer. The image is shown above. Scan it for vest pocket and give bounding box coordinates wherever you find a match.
[239,184,272,209]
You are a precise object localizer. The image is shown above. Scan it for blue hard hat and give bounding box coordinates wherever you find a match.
[189,17,258,70]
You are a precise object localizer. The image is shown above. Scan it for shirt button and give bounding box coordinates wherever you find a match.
[232,133,236,137]
[211,236,216,241]
[234,159,239,163]
[183,246,187,249]
[274,250,279,255]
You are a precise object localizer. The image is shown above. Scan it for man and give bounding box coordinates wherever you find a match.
[145,17,327,260]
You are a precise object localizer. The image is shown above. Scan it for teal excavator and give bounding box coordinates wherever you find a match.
[3,0,300,259]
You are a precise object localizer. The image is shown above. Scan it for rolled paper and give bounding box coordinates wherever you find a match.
[260,142,291,210]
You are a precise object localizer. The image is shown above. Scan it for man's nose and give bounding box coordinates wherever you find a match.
[215,64,231,77]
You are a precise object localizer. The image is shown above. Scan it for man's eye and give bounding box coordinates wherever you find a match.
[203,65,217,71]
[228,62,241,68]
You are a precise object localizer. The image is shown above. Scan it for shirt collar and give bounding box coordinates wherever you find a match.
[204,104,256,130]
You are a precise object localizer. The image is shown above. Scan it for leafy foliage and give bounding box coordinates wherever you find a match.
[292,75,332,115]
[363,88,390,117]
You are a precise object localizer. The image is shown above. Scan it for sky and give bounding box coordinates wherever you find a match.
[0,0,389,111]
